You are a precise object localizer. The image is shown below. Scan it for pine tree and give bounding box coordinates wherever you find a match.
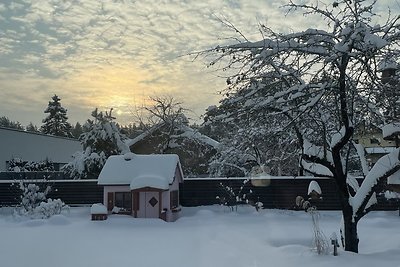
[40,95,72,137]
[0,116,24,130]
[26,122,39,133]
[71,122,83,139]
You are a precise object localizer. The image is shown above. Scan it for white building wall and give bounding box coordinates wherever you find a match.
[0,127,82,171]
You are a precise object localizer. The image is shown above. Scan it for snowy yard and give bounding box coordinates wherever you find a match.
[0,206,399,267]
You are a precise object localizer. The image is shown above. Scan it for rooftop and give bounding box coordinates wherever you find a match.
[98,153,182,189]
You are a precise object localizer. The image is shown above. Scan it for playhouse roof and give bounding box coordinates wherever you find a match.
[98,153,182,190]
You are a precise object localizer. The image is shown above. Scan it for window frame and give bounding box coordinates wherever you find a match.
[114,192,132,212]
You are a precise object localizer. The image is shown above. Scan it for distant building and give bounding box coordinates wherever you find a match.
[354,59,399,166]
[354,123,397,166]
[0,127,82,172]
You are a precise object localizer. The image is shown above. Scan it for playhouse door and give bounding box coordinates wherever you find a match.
[145,192,159,218]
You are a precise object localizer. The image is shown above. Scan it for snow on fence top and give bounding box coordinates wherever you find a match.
[98,152,181,187]
[183,176,334,180]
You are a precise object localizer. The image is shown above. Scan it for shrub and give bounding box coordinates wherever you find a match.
[216,179,262,211]
[14,182,68,219]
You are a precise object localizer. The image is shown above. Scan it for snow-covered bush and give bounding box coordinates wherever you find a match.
[19,183,51,211]
[14,182,68,219]
[34,199,67,219]
[216,179,262,211]
[8,158,54,172]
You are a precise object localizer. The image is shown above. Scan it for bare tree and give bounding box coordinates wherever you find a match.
[136,96,189,153]
[205,101,300,177]
[132,96,219,176]
[201,0,400,252]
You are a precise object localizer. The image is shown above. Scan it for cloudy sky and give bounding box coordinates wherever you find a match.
[0,0,399,127]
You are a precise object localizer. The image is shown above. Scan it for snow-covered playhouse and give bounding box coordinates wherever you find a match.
[98,153,184,222]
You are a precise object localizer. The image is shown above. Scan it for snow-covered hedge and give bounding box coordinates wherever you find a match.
[14,182,68,219]
[8,158,54,172]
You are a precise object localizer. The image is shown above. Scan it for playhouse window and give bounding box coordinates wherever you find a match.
[115,192,132,212]
[170,190,179,209]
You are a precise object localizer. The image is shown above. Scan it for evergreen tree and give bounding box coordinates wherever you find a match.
[0,116,24,130]
[40,95,72,137]
[62,108,129,179]
[71,122,83,139]
[26,122,39,133]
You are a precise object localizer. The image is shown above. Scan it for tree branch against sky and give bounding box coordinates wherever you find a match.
[202,0,400,253]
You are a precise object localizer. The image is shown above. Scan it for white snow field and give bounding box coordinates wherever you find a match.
[0,206,399,267]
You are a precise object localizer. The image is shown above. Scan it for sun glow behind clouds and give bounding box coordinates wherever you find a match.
[61,61,162,123]
[1,0,398,126]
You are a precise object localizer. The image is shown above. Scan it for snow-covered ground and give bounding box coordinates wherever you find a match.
[0,206,399,267]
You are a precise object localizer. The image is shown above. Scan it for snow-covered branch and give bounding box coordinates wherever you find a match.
[201,0,400,252]
[300,159,334,178]
[350,149,400,219]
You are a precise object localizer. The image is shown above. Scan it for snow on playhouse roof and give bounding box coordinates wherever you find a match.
[130,175,169,190]
[98,152,182,190]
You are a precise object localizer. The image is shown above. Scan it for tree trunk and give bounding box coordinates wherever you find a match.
[342,206,359,253]
[336,174,359,253]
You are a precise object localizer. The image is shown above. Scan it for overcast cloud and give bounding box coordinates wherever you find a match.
[0,0,399,126]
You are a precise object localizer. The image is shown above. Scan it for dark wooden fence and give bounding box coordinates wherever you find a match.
[180,177,399,211]
[0,180,103,206]
[0,171,70,180]
[0,174,398,211]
